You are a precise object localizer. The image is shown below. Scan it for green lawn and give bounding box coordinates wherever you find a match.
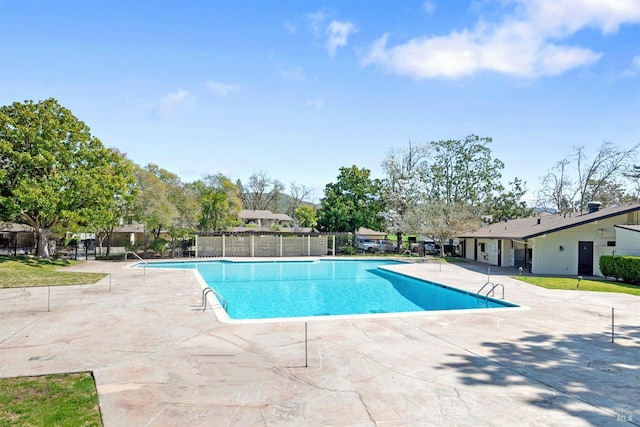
[0,256,106,288]
[0,372,102,426]
[0,259,105,425]
[513,275,640,296]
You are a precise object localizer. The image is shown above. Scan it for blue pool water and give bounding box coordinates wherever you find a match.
[141,259,517,320]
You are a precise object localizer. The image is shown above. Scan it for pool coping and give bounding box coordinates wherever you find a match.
[1,257,638,426]
[141,258,530,324]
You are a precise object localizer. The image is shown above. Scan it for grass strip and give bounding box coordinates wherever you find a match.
[513,275,640,296]
[0,256,106,288]
[0,372,102,426]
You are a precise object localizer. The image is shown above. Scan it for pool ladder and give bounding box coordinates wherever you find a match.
[476,281,504,307]
[192,288,228,312]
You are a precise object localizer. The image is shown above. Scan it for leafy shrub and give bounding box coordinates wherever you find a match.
[95,253,126,261]
[342,245,358,255]
[599,255,640,285]
[149,238,168,254]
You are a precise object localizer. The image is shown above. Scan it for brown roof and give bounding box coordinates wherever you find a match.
[0,223,33,233]
[113,223,145,233]
[239,210,293,222]
[459,204,640,240]
[356,227,387,237]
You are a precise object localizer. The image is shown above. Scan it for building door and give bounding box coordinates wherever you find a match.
[578,241,594,276]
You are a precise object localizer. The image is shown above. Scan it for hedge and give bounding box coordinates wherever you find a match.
[599,255,640,285]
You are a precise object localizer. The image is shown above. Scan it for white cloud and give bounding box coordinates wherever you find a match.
[308,10,328,36]
[306,97,325,110]
[622,54,640,76]
[206,80,239,96]
[326,20,356,57]
[363,0,640,79]
[284,20,297,34]
[279,66,306,82]
[423,1,436,15]
[156,90,195,117]
[522,0,640,36]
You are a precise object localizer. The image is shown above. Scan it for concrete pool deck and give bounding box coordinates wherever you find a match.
[0,258,638,426]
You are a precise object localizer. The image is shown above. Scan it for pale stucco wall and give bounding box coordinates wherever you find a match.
[613,227,640,256]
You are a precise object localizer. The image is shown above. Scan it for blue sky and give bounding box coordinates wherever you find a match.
[1,0,639,201]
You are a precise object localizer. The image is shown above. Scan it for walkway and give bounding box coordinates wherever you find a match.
[0,259,638,426]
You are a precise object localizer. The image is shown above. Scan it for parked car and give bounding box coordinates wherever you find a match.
[410,241,440,255]
[357,238,395,253]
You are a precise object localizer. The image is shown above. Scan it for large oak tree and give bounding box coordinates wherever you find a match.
[0,98,136,258]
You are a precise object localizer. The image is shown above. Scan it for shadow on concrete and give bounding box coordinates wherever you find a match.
[437,325,640,426]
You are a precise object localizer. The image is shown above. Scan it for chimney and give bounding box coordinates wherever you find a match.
[587,201,602,214]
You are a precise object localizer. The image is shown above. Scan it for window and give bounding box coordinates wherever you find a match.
[479,242,486,252]
[607,241,616,247]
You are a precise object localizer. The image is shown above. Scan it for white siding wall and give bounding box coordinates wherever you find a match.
[462,212,640,275]
[464,238,513,266]
[531,216,620,276]
[614,228,640,256]
[463,238,475,261]
[471,239,499,265]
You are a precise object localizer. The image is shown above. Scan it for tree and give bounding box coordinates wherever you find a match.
[380,141,429,252]
[575,142,639,210]
[537,158,572,213]
[130,164,178,252]
[391,135,508,250]
[286,182,314,218]
[145,164,199,253]
[85,152,137,256]
[406,201,481,257]
[425,135,505,210]
[294,204,317,229]
[193,174,242,232]
[623,165,640,203]
[537,142,639,212]
[316,165,384,244]
[238,171,284,212]
[485,178,533,223]
[0,98,136,258]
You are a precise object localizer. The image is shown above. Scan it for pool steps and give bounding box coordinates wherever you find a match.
[191,287,228,312]
[476,281,505,307]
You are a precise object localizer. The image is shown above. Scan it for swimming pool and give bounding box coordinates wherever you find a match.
[140,259,518,321]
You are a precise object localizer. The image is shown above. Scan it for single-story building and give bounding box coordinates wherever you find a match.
[457,202,640,276]
[356,228,388,240]
[101,223,146,250]
[0,223,35,255]
[237,210,294,231]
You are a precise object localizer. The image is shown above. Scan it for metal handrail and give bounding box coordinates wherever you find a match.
[476,281,505,307]
[125,251,148,274]
[476,281,495,302]
[486,283,504,300]
[125,251,144,262]
[209,288,228,311]
[194,287,228,312]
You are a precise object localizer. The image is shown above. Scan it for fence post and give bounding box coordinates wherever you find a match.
[611,307,615,343]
